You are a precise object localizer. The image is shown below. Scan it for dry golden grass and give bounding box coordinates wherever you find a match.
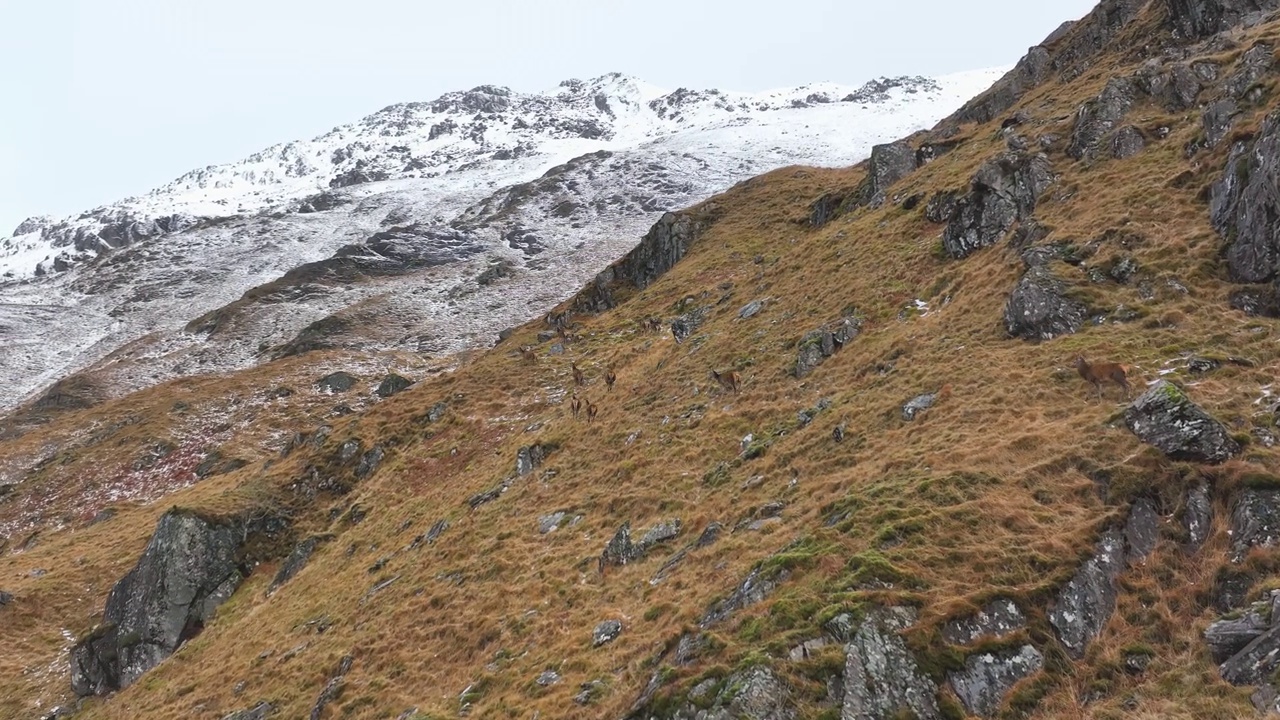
[6,10,1280,720]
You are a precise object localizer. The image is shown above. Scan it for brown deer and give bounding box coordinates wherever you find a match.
[586,399,598,423]
[569,393,582,418]
[571,361,586,387]
[710,369,742,394]
[519,345,538,363]
[1073,355,1132,399]
[605,367,616,390]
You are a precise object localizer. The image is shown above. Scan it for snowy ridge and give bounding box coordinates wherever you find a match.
[0,68,1006,411]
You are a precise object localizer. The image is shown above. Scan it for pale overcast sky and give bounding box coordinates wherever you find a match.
[0,1,1098,235]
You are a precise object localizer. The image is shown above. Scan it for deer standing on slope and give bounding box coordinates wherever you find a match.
[710,369,742,394]
[570,393,582,418]
[571,361,586,387]
[605,367,617,390]
[586,399,599,423]
[1073,355,1132,400]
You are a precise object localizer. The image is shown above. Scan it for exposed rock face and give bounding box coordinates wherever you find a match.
[600,519,681,568]
[1004,265,1088,340]
[1068,78,1136,161]
[952,47,1052,124]
[670,305,712,344]
[794,316,862,378]
[810,192,845,228]
[1125,498,1161,562]
[1123,381,1239,463]
[1049,529,1126,659]
[1206,611,1270,663]
[841,607,941,720]
[516,444,547,476]
[1212,111,1280,283]
[943,599,1026,645]
[860,141,919,207]
[1111,125,1146,158]
[1231,489,1280,561]
[948,645,1044,718]
[221,702,275,720]
[942,152,1052,258]
[1221,623,1280,685]
[579,211,706,310]
[671,666,796,720]
[71,510,286,695]
[901,392,938,421]
[593,620,623,647]
[1166,0,1280,39]
[1186,483,1213,549]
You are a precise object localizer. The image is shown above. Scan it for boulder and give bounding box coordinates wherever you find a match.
[1068,78,1136,161]
[738,299,765,319]
[1049,530,1126,659]
[670,305,712,344]
[809,192,845,228]
[1003,266,1088,340]
[1125,498,1161,563]
[924,190,960,224]
[948,645,1044,718]
[1123,381,1239,463]
[1221,622,1280,685]
[1230,286,1280,317]
[860,141,920,207]
[354,446,385,479]
[675,666,797,720]
[516,444,547,476]
[942,599,1026,646]
[222,702,275,720]
[942,152,1053,258]
[1206,611,1270,663]
[0,590,13,607]
[1202,99,1238,149]
[270,535,331,593]
[593,619,623,647]
[841,607,941,719]
[316,372,358,393]
[1231,490,1280,561]
[600,519,681,568]
[71,510,285,695]
[538,512,567,534]
[1186,484,1213,549]
[902,392,938,421]
[793,316,862,378]
[1212,111,1280,283]
[375,374,414,398]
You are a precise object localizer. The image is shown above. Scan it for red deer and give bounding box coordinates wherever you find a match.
[570,393,582,418]
[586,399,598,423]
[519,345,537,363]
[1073,355,1132,399]
[710,369,742,394]
[571,361,586,387]
[605,367,616,390]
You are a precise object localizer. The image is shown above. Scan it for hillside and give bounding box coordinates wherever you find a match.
[8,1,1280,719]
[0,70,1001,415]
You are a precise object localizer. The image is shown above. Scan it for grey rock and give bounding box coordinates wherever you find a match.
[1123,381,1239,463]
[670,305,712,344]
[1231,490,1280,561]
[316,371,357,393]
[842,607,941,720]
[951,46,1052,125]
[338,438,362,462]
[1213,111,1280,283]
[354,446,384,479]
[1221,621,1280,685]
[942,152,1053,258]
[788,636,833,661]
[1187,484,1213,549]
[860,141,920,207]
[1111,125,1146,158]
[71,510,286,695]
[0,590,12,607]
[671,665,796,720]
[902,392,937,421]
[1068,78,1135,161]
[701,565,787,629]
[375,374,414,398]
[593,619,622,647]
[924,190,960,223]
[538,511,567,534]
[639,519,682,548]
[1230,287,1280,317]
[1049,529,1126,659]
[810,192,845,228]
[1166,0,1280,39]
[1125,498,1161,563]
[1108,255,1139,283]
[601,519,680,568]
[1004,265,1088,340]
[516,444,547,476]
[574,680,606,705]
[309,655,353,720]
[1202,99,1238,149]
[942,599,1026,646]
[536,669,562,686]
[948,645,1044,718]
[738,299,765,319]
[270,535,331,593]
[221,702,274,720]
[579,211,704,310]
[1206,611,1270,663]
[794,316,861,378]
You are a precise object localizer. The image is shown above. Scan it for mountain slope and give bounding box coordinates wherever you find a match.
[11,1,1280,719]
[0,70,1002,414]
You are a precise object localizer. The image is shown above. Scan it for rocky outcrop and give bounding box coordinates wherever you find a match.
[600,520,682,569]
[1186,483,1213,549]
[669,666,797,720]
[516,444,548,476]
[841,607,941,719]
[670,305,712,344]
[1004,265,1088,341]
[221,702,275,720]
[943,599,1027,645]
[948,645,1044,718]
[593,620,623,647]
[1212,111,1280,283]
[1207,610,1270,663]
[1111,125,1146,158]
[942,152,1052,258]
[1067,78,1136,161]
[860,141,919,207]
[316,372,358,393]
[270,534,332,593]
[1166,0,1280,39]
[71,509,289,696]
[1123,381,1239,463]
[1049,529,1126,659]
[793,316,862,378]
[951,47,1052,125]
[902,392,938,421]
[1231,489,1280,561]
[375,374,414,398]
[577,212,708,311]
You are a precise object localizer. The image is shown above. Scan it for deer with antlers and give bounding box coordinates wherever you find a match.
[710,369,742,394]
